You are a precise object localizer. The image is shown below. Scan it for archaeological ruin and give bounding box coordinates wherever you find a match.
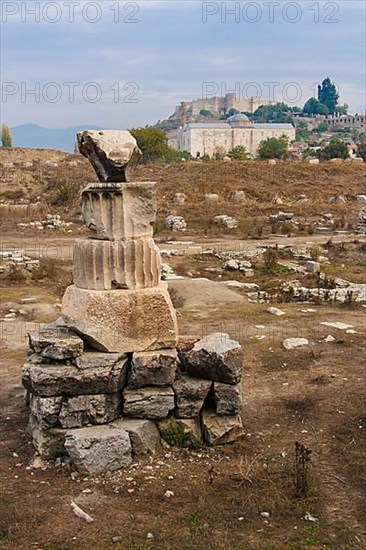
[21,130,244,474]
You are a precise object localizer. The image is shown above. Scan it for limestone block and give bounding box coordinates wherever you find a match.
[128,349,178,388]
[61,283,178,353]
[123,386,175,420]
[30,394,63,429]
[22,356,129,397]
[111,418,161,455]
[65,424,132,474]
[185,333,243,385]
[173,376,212,418]
[73,237,161,290]
[81,182,156,240]
[77,130,142,183]
[28,324,83,361]
[29,393,122,429]
[214,382,242,415]
[73,351,127,370]
[201,410,243,445]
[28,413,66,458]
[58,394,122,429]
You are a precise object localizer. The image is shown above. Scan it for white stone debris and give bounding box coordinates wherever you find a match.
[282,338,309,350]
[70,500,94,523]
[267,307,286,316]
[320,322,354,330]
[165,215,187,232]
[269,212,294,222]
[161,263,184,281]
[214,215,238,229]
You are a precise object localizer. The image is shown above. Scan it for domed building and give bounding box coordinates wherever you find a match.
[176,114,295,158]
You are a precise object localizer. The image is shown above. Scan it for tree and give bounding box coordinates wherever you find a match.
[129,127,170,163]
[1,124,12,147]
[317,139,349,160]
[335,103,349,116]
[317,78,339,115]
[199,109,213,117]
[227,145,249,160]
[302,97,329,116]
[252,102,299,123]
[313,122,328,134]
[257,135,289,159]
[295,121,310,141]
[357,141,366,162]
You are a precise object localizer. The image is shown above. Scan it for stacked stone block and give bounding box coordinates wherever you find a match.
[21,130,244,474]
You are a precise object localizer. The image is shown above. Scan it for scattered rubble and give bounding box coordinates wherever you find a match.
[269,212,294,222]
[165,215,187,232]
[161,264,184,281]
[214,215,238,229]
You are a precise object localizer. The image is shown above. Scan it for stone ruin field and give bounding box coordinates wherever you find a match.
[0,147,365,549]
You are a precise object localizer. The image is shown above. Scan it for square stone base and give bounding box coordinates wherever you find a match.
[61,283,178,353]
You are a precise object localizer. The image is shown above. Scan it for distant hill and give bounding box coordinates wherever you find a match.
[10,124,102,152]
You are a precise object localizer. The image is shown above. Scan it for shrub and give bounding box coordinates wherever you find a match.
[160,420,202,449]
[263,248,278,272]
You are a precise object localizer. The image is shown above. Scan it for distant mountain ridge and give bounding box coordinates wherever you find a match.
[10,124,103,152]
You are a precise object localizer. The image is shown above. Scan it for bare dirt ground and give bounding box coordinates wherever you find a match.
[0,153,365,549]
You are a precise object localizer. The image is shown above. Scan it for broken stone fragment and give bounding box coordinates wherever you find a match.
[77,130,142,183]
[81,182,156,240]
[65,424,132,474]
[22,356,129,397]
[128,349,178,388]
[173,376,212,418]
[214,382,242,415]
[111,418,161,455]
[185,333,243,385]
[123,386,175,420]
[73,237,161,290]
[28,324,83,361]
[61,283,178,353]
[201,410,243,445]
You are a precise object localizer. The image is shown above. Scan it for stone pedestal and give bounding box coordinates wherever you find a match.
[22,130,244,470]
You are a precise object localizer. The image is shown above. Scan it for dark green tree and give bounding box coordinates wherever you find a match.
[1,124,12,147]
[317,139,349,160]
[317,78,340,115]
[130,127,170,163]
[303,97,329,116]
[313,122,328,134]
[357,140,366,162]
[199,109,213,117]
[258,135,289,159]
[295,121,310,141]
[252,102,299,123]
[227,145,249,160]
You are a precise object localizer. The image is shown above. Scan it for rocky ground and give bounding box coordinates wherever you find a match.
[0,153,365,549]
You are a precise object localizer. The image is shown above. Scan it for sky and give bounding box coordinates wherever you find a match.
[1,0,365,129]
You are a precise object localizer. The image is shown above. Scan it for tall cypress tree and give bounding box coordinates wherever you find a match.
[317,78,340,115]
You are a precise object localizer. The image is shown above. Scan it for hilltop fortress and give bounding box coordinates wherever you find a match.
[173,93,275,124]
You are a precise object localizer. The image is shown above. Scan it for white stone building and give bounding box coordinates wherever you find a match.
[176,114,295,158]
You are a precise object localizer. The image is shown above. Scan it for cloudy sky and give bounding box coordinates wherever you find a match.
[1,0,365,128]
